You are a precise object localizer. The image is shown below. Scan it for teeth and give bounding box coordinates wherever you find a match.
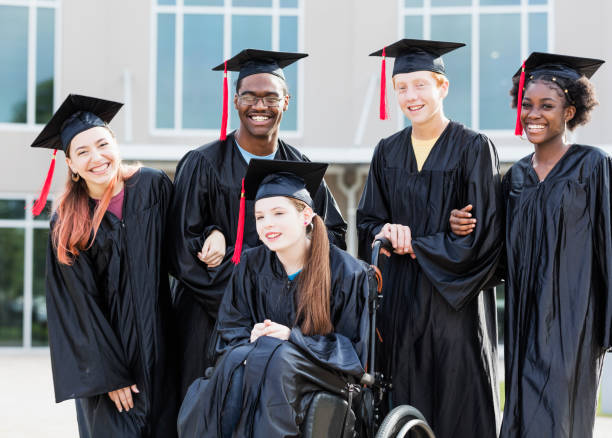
[251,116,270,121]
[527,124,545,130]
[90,163,109,172]
[409,105,424,111]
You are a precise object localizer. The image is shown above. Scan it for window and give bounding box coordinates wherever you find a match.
[0,196,51,348]
[152,0,303,135]
[0,0,59,128]
[400,0,552,132]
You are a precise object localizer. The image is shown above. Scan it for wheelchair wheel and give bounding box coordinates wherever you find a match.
[375,405,435,438]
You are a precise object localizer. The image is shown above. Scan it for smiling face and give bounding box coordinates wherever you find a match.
[393,71,448,127]
[234,73,289,140]
[255,196,312,254]
[66,126,120,194]
[520,80,576,146]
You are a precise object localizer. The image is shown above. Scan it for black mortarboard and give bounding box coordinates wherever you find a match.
[512,52,605,135]
[231,159,327,264]
[244,159,327,208]
[30,94,123,153]
[212,49,307,83]
[369,39,464,120]
[513,52,605,83]
[370,39,465,77]
[29,94,122,216]
[213,50,308,140]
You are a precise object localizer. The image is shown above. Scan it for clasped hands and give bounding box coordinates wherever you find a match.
[250,319,291,343]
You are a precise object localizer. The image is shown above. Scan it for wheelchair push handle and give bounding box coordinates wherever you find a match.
[371,237,392,267]
[360,372,375,386]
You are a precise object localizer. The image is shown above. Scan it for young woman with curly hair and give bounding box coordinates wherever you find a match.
[450,52,611,438]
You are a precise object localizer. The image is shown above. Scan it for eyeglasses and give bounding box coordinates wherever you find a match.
[237,95,284,107]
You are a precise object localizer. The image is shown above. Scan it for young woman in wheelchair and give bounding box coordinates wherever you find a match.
[178,159,371,438]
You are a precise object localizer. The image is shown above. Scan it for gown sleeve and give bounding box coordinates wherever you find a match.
[411,135,504,310]
[46,232,132,402]
[289,258,370,378]
[312,179,348,250]
[215,256,256,353]
[592,154,612,349]
[356,141,390,261]
[166,151,237,315]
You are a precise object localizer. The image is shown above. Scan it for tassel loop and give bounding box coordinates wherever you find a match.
[231,178,246,264]
[514,60,526,136]
[220,61,229,140]
[379,47,389,120]
[32,149,58,216]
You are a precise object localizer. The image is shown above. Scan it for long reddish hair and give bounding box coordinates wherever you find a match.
[51,128,140,265]
[292,200,333,336]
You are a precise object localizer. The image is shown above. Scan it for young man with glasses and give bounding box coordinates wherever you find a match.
[166,49,347,400]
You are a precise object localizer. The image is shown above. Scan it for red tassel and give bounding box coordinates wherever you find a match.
[32,149,57,216]
[379,47,389,120]
[514,60,526,136]
[220,61,229,140]
[231,178,246,264]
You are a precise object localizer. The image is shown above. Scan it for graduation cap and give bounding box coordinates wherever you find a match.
[231,159,328,264]
[212,49,308,140]
[29,94,123,215]
[513,52,605,135]
[369,39,465,120]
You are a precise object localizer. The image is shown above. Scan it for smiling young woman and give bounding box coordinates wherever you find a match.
[31,95,178,438]
[449,52,611,438]
[499,53,611,438]
[178,160,369,437]
[53,124,139,265]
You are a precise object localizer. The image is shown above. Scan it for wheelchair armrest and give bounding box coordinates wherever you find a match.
[302,392,356,438]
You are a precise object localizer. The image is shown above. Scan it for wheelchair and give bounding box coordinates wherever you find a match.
[301,238,435,438]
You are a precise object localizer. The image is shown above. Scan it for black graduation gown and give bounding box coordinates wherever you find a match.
[166,131,347,398]
[356,121,503,438]
[177,244,370,438]
[45,168,178,438]
[500,145,612,438]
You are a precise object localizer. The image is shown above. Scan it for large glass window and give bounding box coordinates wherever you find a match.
[0,0,58,127]
[401,0,551,131]
[153,0,303,134]
[0,197,51,348]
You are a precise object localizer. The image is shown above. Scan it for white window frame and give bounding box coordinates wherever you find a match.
[149,0,305,138]
[0,194,50,350]
[398,0,554,137]
[0,0,61,132]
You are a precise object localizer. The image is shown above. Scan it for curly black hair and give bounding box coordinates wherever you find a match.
[509,74,599,130]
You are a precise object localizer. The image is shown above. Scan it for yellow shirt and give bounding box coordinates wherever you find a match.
[411,135,438,171]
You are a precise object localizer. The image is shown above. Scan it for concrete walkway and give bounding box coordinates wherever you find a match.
[1,351,611,437]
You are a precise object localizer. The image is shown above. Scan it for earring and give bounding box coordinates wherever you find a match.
[71,172,80,182]
[304,221,308,226]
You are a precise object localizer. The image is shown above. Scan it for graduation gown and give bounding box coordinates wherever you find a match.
[177,244,370,438]
[500,145,612,438]
[356,121,503,438]
[167,131,347,398]
[45,168,178,437]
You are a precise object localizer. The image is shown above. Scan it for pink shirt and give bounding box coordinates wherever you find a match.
[95,187,125,220]
[108,187,124,220]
